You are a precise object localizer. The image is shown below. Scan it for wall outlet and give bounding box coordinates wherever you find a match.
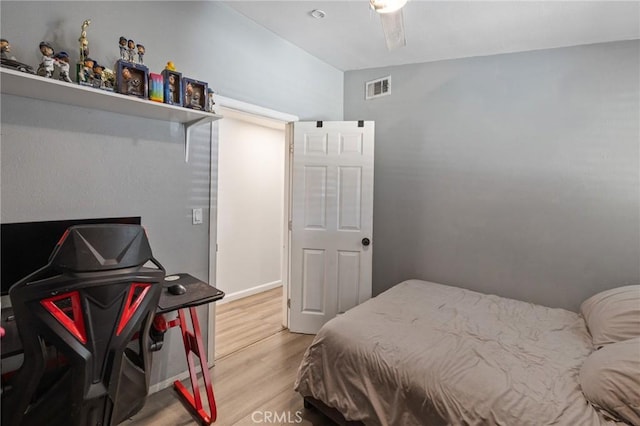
[192,208,203,225]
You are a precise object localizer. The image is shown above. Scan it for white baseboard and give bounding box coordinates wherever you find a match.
[149,370,191,394]
[218,280,282,304]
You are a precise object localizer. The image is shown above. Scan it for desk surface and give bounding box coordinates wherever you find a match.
[157,273,225,313]
[1,273,224,358]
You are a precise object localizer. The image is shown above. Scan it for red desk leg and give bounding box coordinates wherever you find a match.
[173,307,217,425]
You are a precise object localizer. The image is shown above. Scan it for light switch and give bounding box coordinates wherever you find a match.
[192,208,203,225]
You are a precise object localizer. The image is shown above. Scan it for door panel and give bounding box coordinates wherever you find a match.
[289,121,374,334]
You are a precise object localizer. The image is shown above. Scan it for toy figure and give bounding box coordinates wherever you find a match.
[118,36,127,60]
[79,19,91,62]
[127,39,136,62]
[165,61,176,71]
[37,41,55,78]
[121,67,142,96]
[1,39,10,59]
[102,67,115,90]
[92,62,104,88]
[185,83,202,110]
[136,44,145,64]
[207,88,216,113]
[54,51,72,82]
[79,57,95,85]
[168,73,177,104]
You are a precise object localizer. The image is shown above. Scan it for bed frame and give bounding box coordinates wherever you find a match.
[303,396,364,426]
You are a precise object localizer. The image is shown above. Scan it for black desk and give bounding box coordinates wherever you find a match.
[158,273,224,313]
[0,273,224,358]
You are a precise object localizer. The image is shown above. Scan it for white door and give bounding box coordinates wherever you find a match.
[288,121,374,334]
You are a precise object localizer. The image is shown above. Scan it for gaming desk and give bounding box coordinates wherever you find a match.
[1,273,224,425]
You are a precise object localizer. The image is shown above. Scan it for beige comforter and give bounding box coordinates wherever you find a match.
[295,279,623,425]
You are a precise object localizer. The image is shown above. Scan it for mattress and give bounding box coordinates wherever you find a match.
[295,279,625,425]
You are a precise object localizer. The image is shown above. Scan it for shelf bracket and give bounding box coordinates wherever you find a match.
[184,116,214,162]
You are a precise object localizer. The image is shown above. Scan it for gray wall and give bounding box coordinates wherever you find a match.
[1,1,343,386]
[345,40,640,311]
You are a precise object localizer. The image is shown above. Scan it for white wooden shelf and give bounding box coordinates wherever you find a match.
[1,67,222,161]
[0,67,222,124]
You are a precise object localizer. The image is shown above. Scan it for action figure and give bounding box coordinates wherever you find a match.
[207,88,216,113]
[79,57,95,85]
[168,73,177,104]
[37,41,55,78]
[118,36,127,60]
[127,39,136,62]
[1,39,10,59]
[79,19,91,62]
[92,62,104,88]
[54,51,72,82]
[136,44,145,64]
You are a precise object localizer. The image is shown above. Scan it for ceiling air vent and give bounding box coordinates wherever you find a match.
[365,76,391,100]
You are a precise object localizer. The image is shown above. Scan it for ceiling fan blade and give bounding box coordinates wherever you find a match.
[379,9,406,50]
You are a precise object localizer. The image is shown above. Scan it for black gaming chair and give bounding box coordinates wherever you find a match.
[2,224,165,426]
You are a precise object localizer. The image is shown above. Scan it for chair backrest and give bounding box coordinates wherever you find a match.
[3,224,165,426]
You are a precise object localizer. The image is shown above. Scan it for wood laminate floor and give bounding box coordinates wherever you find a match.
[128,287,332,426]
[215,287,285,360]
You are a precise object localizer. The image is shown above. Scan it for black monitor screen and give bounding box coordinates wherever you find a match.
[1,216,141,295]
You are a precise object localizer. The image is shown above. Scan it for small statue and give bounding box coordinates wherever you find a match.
[165,61,176,71]
[37,41,55,78]
[92,62,104,88]
[136,44,145,64]
[102,67,115,90]
[79,19,91,63]
[168,73,177,104]
[127,39,136,62]
[118,36,127,60]
[1,38,10,59]
[54,51,72,82]
[79,57,95,85]
[207,88,216,113]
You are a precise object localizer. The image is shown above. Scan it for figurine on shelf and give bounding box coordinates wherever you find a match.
[207,88,216,113]
[118,36,127,60]
[165,61,176,71]
[168,73,178,103]
[54,51,72,82]
[127,39,136,62]
[37,41,55,78]
[0,38,35,73]
[136,43,145,64]
[1,38,9,59]
[79,19,91,63]
[78,57,95,85]
[92,62,104,88]
[185,83,202,110]
[102,67,115,91]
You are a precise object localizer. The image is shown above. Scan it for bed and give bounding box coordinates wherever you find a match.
[294,280,640,425]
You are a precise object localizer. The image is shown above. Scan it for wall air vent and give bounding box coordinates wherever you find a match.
[365,76,391,100]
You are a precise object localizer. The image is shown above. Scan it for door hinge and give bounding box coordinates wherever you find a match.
[288,220,292,231]
[289,141,294,154]
[287,298,291,308]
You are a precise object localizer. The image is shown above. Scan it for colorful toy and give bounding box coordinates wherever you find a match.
[149,72,163,102]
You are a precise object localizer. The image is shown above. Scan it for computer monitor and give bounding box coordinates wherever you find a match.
[1,216,141,295]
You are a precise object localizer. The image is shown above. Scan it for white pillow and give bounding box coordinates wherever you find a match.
[580,285,640,346]
[580,338,640,425]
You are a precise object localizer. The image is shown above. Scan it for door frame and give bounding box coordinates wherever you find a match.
[207,96,298,364]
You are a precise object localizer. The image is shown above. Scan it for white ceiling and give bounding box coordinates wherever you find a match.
[225,1,640,71]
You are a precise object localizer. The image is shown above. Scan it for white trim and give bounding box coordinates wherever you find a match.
[215,95,299,129]
[149,370,191,394]
[218,281,282,304]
